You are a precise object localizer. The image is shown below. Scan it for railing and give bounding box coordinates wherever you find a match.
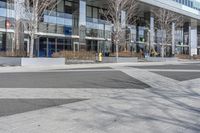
[43,10,73,26]
[86,17,112,39]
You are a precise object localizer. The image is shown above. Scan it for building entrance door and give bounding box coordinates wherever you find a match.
[86,40,98,52]
[198,48,200,55]
[0,32,6,51]
[48,38,56,57]
[39,38,47,57]
[73,42,79,52]
[24,39,29,56]
[0,32,3,51]
[176,46,189,55]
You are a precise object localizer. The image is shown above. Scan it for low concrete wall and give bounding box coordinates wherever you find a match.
[145,57,178,62]
[102,57,117,63]
[21,58,65,66]
[0,57,138,66]
[66,60,95,64]
[118,57,138,63]
[0,57,21,66]
[103,57,138,63]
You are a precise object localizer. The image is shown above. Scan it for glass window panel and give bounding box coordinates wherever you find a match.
[57,0,64,12]
[87,6,92,17]
[0,17,5,28]
[93,8,98,18]
[39,38,47,57]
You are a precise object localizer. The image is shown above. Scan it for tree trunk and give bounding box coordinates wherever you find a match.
[161,44,164,58]
[161,28,164,58]
[29,35,34,58]
[116,44,119,63]
[11,34,15,56]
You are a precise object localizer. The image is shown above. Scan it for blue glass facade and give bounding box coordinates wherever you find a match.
[0,0,199,57]
[0,0,14,52]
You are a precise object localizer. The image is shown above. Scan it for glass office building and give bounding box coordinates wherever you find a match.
[0,0,200,57]
[173,0,200,11]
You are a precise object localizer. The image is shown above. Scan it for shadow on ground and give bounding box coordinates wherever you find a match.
[0,99,87,117]
[68,87,200,132]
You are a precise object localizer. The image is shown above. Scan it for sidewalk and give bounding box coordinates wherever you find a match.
[0,60,195,73]
[0,64,199,133]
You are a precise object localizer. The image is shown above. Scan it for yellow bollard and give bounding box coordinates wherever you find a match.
[98,52,103,62]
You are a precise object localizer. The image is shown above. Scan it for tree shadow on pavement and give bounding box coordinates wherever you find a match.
[88,88,200,132]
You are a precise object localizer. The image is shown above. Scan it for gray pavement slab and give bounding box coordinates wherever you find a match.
[0,71,150,89]
[152,71,200,81]
[0,99,86,117]
[130,64,200,70]
[0,63,199,133]
[184,62,200,65]
[54,67,113,71]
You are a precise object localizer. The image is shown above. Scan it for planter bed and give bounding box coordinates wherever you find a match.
[0,57,65,66]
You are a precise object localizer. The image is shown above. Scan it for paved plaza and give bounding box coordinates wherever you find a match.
[0,62,199,133]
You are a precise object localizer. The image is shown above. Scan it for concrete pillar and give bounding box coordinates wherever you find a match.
[79,0,86,49]
[121,10,126,51]
[36,38,39,57]
[172,22,175,55]
[14,0,25,51]
[150,15,155,51]
[55,38,57,53]
[189,19,198,56]
[46,38,49,57]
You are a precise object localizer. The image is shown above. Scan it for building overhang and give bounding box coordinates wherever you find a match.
[139,0,200,20]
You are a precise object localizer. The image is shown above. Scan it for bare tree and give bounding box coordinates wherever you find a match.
[101,0,138,61]
[152,8,183,57]
[22,0,59,57]
[6,0,23,56]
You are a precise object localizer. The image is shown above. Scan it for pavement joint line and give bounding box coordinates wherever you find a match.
[0,88,147,99]
[0,88,147,89]
[44,69,118,72]
[143,69,200,72]
[0,69,118,73]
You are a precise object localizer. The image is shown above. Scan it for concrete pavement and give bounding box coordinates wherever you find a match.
[0,61,199,133]
[0,70,150,89]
